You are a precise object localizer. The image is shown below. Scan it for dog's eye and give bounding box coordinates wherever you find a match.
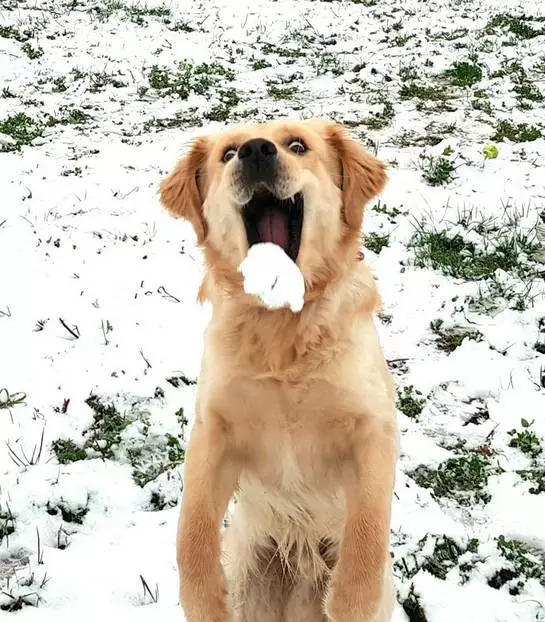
[288,139,307,155]
[222,148,237,163]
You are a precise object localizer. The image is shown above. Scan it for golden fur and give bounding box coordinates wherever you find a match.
[160,119,398,621]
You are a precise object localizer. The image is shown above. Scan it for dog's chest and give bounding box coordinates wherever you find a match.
[235,434,346,542]
[212,372,359,479]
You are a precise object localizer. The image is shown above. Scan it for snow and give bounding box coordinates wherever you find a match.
[411,571,538,622]
[238,242,305,312]
[1,0,545,620]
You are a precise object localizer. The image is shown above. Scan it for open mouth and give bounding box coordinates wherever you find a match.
[242,190,304,262]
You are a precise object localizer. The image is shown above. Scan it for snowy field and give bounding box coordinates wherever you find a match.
[1,0,545,620]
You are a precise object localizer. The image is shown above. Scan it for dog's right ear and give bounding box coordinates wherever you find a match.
[159,136,209,244]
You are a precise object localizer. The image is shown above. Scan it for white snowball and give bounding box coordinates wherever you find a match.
[238,243,305,313]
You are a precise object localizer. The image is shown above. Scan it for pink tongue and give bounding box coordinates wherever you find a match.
[257,210,289,251]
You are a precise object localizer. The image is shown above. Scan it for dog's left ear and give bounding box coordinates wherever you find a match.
[326,123,387,232]
[159,136,209,244]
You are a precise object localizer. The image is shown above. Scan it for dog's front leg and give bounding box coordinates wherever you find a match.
[326,417,397,622]
[177,414,238,622]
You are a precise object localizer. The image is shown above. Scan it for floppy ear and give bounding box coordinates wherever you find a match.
[326,123,387,231]
[159,136,208,244]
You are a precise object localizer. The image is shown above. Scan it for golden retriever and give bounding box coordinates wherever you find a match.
[159,118,398,622]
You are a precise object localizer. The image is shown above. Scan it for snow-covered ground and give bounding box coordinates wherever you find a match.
[1,0,545,620]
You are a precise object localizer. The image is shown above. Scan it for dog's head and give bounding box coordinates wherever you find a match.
[160,119,386,296]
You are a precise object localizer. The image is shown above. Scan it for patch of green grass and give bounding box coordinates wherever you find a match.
[149,490,176,511]
[471,89,492,114]
[148,61,234,100]
[71,68,86,80]
[61,166,82,176]
[89,71,126,92]
[410,232,475,278]
[496,536,545,587]
[52,76,68,92]
[22,43,43,59]
[363,101,395,130]
[262,42,305,59]
[513,83,544,108]
[267,84,298,100]
[204,88,241,122]
[131,431,185,487]
[518,468,545,495]
[166,374,197,388]
[392,33,414,47]
[535,57,545,75]
[445,61,483,87]
[46,107,91,128]
[411,212,540,281]
[492,121,542,142]
[125,3,170,25]
[364,232,390,254]
[59,392,188,489]
[194,61,234,80]
[464,405,491,430]
[472,97,492,115]
[312,51,344,76]
[175,407,188,427]
[393,126,455,148]
[486,14,545,40]
[148,65,178,90]
[0,25,33,42]
[470,272,543,313]
[491,60,526,82]
[487,567,518,591]
[143,111,201,132]
[431,28,468,41]
[0,388,27,409]
[168,20,195,33]
[410,452,497,505]
[397,386,425,420]
[88,0,123,19]
[62,106,91,125]
[51,439,87,464]
[430,319,483,353]
[47,502,88,524]
[89,0,171,24]
[165,433,185,463]
[84,394,129,459]
[400,83,448,101]
[508,429,543,459]
[401,586,427,622]
[395,534,481,587]
[252,58,272,70]
[0,503,15,544]
[422,537,464,580]
[399,65,418,82]
[420,155,456,186]
[0,113,43,152]
[372,202,406,221]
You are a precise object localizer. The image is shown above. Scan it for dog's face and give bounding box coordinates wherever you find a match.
[160,119,386,294]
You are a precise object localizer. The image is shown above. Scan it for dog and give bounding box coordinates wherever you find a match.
[159,118,398,622]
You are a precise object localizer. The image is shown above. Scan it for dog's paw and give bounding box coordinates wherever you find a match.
[238,242,305,312]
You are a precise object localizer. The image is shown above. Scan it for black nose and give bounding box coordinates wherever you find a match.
[238,138,277,183]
